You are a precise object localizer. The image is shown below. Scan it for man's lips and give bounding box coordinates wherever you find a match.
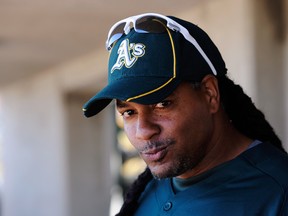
[140,145,170,162]
[138,139,175,162]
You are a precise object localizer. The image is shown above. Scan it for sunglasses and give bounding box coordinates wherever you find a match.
[105,13,217,76]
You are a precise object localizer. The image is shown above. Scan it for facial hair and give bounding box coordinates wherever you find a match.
[137,138,203,180]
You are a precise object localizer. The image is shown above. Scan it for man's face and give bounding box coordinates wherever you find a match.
[116,79,218,179]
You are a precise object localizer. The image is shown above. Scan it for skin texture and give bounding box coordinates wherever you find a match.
[116,75,252,179]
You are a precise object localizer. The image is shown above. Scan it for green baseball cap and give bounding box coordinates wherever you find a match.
[83,15,227,117]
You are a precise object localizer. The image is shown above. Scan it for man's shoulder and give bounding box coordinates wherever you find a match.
[241,142,288,187]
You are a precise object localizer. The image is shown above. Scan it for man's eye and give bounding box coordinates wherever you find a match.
[121,110,135,117]
[155,100,171,108]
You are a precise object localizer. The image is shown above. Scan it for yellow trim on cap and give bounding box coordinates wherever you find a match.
[126,24,177,102]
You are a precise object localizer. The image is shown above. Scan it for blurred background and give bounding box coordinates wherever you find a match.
[0,0,287,215]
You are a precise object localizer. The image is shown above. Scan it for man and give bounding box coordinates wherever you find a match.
[82,13,288,216]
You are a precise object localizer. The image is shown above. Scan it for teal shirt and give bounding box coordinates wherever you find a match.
[134,142,288,216]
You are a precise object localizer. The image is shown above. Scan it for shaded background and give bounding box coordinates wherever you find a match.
[0,0,287,215]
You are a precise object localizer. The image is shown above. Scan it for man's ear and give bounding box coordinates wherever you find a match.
[201,75,220,114]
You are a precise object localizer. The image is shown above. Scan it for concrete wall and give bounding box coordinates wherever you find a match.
[0,73,69,216]
[66,93,114,216]
[253,0,287,146]
[0,50,113,216]
[0,0,287,216]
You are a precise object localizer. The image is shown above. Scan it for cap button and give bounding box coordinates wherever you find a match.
[163,201,173,211]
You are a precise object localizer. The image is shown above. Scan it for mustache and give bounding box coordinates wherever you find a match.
[138,138,176,153]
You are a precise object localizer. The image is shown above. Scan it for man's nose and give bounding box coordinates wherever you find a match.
[135,114,160,140]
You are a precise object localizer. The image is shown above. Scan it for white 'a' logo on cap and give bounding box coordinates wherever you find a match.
[111,39,145,73]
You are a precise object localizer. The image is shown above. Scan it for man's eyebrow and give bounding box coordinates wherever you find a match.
[116,100,128,108]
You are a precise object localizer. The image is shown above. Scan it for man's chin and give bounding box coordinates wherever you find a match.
[149,164,182,180]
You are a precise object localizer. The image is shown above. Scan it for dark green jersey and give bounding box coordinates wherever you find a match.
[135,142,288,216]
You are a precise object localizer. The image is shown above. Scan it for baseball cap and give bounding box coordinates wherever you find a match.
[83,14,227,117]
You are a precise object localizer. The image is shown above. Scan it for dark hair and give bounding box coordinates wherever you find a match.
[115,167,153,216]
[115,75,285,216]
[217,75,285,152]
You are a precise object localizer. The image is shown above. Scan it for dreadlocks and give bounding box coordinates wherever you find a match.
[217,75,285,152]
[115,167,153,216]
[115,74,285,216]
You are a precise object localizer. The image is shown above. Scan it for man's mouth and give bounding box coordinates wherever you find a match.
[140,139,175,162]
[141,146,168,162]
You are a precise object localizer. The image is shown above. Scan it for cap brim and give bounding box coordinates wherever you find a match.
[83,77,181,117]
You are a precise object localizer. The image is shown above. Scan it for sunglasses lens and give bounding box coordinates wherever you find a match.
[107,16,169,50]
[107,22,126,50]
[135,16,167,33]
